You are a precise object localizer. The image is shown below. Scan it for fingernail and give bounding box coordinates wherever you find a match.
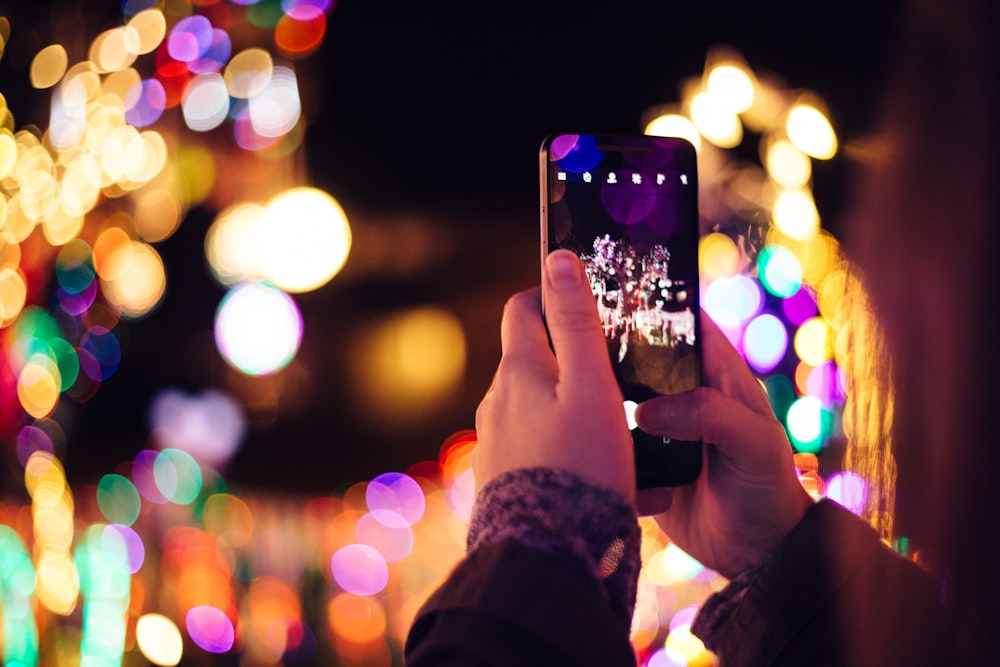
[546,252,582,289]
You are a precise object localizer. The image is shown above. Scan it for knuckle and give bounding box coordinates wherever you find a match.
[545,306,597,333]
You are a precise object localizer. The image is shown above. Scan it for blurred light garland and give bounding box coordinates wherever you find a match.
[0,9,868,665]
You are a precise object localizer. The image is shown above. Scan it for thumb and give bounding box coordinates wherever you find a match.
[635,388,789,466]
[542,250,614,390]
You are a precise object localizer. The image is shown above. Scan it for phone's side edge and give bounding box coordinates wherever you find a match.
[538,137,552,315]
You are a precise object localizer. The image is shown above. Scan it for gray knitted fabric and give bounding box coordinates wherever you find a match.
[466,467,642,629]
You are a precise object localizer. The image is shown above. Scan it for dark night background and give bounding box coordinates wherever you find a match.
[0,0,904,496]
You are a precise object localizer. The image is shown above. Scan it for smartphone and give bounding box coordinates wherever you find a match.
[540,133,703,488]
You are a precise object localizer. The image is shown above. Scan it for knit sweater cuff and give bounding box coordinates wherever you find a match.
[466,467,642,628]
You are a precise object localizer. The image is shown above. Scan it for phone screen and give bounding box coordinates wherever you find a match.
[540,133,703,488]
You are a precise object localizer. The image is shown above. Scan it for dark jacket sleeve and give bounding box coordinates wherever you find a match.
[697,499,951,666]
[404,539,637,666]
[403,468,641,666]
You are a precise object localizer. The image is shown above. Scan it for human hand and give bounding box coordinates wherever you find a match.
[635,314,813,578]
[474,250,635,502]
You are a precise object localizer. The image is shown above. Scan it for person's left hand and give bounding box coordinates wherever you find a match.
[473,250,635,502]
[634,314,813,578]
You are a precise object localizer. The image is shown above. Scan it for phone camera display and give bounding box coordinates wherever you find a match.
[546,134,700,397]
[542,133,703,487]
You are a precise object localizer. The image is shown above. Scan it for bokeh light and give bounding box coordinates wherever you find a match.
[690,90,743,148]
[186,605,236,653]
[148,387,247,468]
[254,186,352,293]
[786,103,838,160]
[153,447,203,504]
[97,473,142,525]
[645,112,702,152]
[214,281,303,375]
[743,313,788,373]
[350,306,467,422]
[136,613,184,666]
[787,395,830,454]
[826,471,867,515]
[331,544,389,596]
[366,472,426,526]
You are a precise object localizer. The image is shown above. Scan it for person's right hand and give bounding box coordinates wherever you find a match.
[473,249,635,502]
[635,314,814,579]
